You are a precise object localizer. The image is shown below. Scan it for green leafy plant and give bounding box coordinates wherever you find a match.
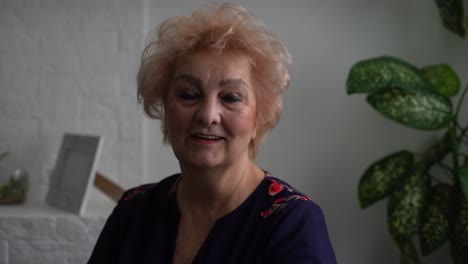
[348,56,468,263]
[0,173,28,203]
[436,0,467,38]
[0,150,28,204]
[346,2,468,263]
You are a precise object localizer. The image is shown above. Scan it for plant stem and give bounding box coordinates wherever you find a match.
[436,161,456,177]
[422,133,452,173]
[449,86,468,187]
[460,125,468,142]
[454,85,468,120]
[449,124,460,185]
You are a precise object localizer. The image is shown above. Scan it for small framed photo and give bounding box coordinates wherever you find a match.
[46,133,104,215]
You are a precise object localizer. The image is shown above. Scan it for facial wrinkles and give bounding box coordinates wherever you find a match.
[169,53,256,132]
[181,52,249,85]
[165,52,260,169]
[173,61,253,107]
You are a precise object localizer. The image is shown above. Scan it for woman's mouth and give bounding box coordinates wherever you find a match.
[191,134,224,144]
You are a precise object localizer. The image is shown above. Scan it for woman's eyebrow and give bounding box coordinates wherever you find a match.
[220,78,248,88]
[174,75,248,90]
[173,74,202,86]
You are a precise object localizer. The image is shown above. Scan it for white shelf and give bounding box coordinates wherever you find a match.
[0,199,114,218]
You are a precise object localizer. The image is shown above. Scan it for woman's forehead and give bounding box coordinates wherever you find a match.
[173,51,252,83]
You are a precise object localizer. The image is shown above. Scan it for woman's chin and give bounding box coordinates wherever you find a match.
[183,156,223,169]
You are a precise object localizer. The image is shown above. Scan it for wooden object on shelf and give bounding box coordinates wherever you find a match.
[94,172,125,202]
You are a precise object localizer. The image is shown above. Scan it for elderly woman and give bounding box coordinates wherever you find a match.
[89,3,336,264]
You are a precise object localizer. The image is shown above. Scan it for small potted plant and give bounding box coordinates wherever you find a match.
[0,150,28,204]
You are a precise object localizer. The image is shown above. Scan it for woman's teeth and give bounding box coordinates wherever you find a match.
[194,134,222,140]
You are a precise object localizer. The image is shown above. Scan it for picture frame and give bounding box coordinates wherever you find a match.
[46,133,104,215]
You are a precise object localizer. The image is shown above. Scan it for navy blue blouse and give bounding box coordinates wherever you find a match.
[88,173,337,263]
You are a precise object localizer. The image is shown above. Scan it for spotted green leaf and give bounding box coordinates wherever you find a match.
[346,56,429,94]
[436,0,466,38]
[359,151,414,208]
[453,200,468,254]
[419,184,452,256]
[398,239,422,264]
[421,64,460,97]
[459,164,468,201]
[388,166,429,241]
[367,88,453,130]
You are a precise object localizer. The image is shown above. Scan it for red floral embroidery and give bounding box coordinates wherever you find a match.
[274,198,285,204]
[260,177,311,219]
[268,180,284,196]
[260,209,272,218]
[122,184,155,201]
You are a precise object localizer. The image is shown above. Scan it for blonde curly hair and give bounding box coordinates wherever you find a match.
[137,3,291,158]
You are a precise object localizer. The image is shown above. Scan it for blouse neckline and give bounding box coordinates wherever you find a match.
[168,171,271,262]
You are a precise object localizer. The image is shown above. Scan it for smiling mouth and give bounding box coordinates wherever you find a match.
[191,134,224,143]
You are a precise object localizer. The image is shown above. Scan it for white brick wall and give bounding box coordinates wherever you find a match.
[0,0,145,262]
[0,0,145,199]
[0,215,106,264]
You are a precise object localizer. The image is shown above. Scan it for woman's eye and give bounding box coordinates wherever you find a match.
[178,90,199,101]
[222,93,242,103]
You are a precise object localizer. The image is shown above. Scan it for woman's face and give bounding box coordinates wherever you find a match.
[165,51,257,169]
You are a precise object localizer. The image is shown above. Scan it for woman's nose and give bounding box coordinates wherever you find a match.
[196,98,221,127]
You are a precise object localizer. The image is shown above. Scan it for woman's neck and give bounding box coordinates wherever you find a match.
[177,157,264,221]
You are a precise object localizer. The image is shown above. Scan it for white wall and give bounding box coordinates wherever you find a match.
[0,0,145,211]
[0,1,148,262]
[145,1,468,263]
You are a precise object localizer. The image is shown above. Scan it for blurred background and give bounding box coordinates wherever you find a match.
[0,0,467,263]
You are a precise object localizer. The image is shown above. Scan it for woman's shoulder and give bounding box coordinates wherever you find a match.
[119,173,180,203]
[260,173,337,263]
[260,173,323,220]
